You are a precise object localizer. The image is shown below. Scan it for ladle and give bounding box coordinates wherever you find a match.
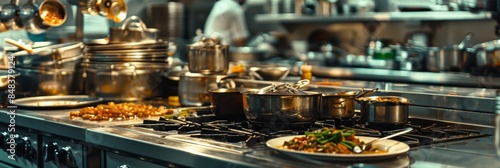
[353,127,413,154]
[457,32,473,49]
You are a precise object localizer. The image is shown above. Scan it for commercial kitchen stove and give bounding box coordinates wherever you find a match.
[100,111,494,168]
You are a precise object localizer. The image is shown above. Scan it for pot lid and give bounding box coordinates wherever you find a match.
[323,91,358,97]
[187,37,228,49]
[356,96,411,104]
[180,72,231,78]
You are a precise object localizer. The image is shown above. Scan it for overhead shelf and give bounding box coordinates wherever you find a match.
[255,11,494,23]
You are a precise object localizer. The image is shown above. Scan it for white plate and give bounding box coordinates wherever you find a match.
[266,135,410,161]
[13,95,103,110]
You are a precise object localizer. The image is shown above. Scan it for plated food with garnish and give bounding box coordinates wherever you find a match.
[266,128,410,161]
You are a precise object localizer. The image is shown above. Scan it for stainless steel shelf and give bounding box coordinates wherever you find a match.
[255,11,493,23]
[311,66,500,89]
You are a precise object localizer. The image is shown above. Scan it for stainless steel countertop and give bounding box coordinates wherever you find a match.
[1,78,499,167]
[1,108,500,168]
[311,66,500,89]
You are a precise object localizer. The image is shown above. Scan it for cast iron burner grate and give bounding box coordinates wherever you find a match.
[135,116,488,147]
[471,66,500,77]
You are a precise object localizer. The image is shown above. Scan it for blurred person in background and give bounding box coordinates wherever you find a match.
[204,0,249,46]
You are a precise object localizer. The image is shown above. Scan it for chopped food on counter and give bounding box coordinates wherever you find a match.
[69,102,174,121]
[282,128,386,154]
[229,63,246,73]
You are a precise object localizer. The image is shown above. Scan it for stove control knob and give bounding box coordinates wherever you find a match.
[0,132,8,150]
[56,146,77,168]
[119,164,131,168]
[20,136,37,161]
[16,136,30,157]
[43,142,58,161]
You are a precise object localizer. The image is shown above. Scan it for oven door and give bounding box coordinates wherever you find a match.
[105,151,168,168]
[0,124,38,168]
[42,135,85,168]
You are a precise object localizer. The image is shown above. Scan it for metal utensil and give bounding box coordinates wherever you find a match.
[458,32,474,49]
[357,96,412,124]
[257,79,309,95]
[4,38,33,53]
[19,0,45,34]
[0,0,22,30]
[38,0,67,27]
[353,127,413,154]
[354,88,379,98]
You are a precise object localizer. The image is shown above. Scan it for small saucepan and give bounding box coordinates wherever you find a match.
[356,96,411,125]
[177,88,248,121]
[321,88,378,119]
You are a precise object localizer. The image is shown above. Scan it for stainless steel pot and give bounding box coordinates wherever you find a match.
[83,62,171,101]
[174,88,247,121]
[209,88,247,121]
[473,39,500,67]
[13,42,83,67]
[426,45,472,72]
[178,72,234,106]
[357,96,411,125]
[68,0,127,23]
[187,37,229,74]
[19,0,67,34]
[321,88,377,119]
[241,89,322,130]
[16,67,84,96]
[0,0,22,30]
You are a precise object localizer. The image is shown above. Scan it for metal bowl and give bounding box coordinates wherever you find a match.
[249,66,290,81]
[241,89,322,130]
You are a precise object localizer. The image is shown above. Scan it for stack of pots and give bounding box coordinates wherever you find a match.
[82,16,178,102]
[13,42,85,96]
[180,37,247,121]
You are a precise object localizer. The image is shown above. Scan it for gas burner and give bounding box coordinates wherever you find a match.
[314,116,362,129]
[471,66,500,77]
[134,116,488,148]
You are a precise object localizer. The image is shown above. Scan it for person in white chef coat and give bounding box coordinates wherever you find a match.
[204,0,249,46]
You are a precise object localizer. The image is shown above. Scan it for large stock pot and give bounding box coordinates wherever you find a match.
[16,67,84,95]
[83,62,171,101]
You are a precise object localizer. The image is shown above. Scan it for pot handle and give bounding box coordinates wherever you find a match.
[353,88,378,104]
[121,16,148,30]
[120,16,148,37]
[178,105,213,112]
[354,88,378,98]
[217,74,238,89]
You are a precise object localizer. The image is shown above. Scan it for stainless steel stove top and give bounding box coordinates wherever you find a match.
[115,115,492,151]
